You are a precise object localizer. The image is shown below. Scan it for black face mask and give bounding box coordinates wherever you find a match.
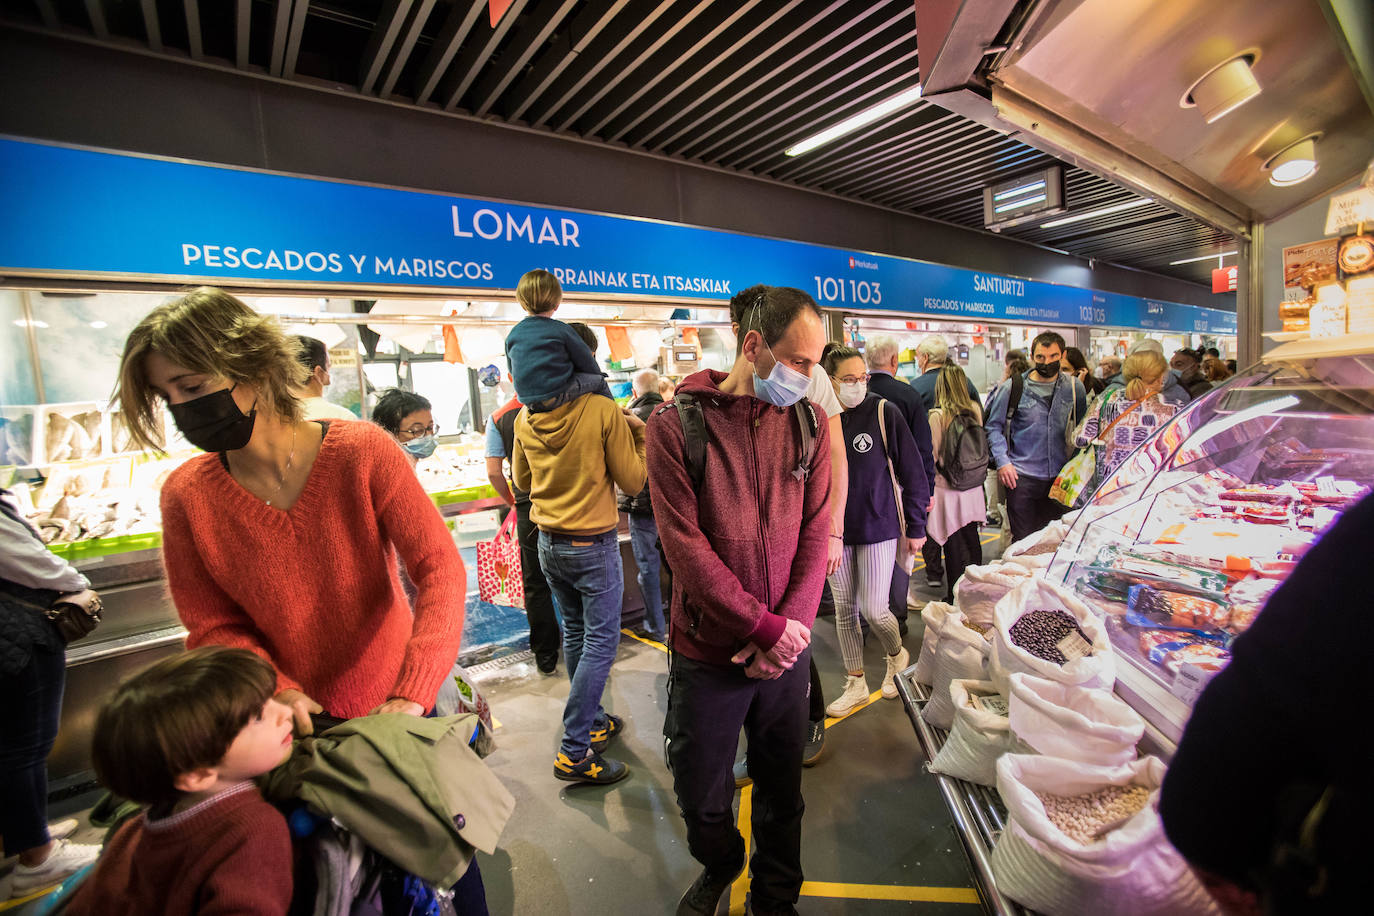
[1033,362,1060,379]
[168,385,257,452]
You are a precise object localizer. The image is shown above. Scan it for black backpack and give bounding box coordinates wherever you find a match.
[937,409,991,491]
[665,391,820,489]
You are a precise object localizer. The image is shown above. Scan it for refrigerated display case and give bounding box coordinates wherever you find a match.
[1046,335,1374,745]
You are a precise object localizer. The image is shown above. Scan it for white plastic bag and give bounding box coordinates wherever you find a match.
[929,679,1009,786]
[913,601,954,686]
[988,576,1115,695]
[921,611,992,730]
[990,755,1220,916]
[1007,673,1143,767]
[952,562,1032,627]
[1004,519,1069,560]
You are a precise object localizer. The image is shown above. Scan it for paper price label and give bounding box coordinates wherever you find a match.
[1056,631,1092,661]
[972,694,1010,717]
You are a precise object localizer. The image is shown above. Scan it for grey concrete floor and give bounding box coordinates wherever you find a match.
[469,554,998,915]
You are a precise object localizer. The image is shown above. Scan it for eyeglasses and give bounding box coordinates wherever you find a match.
[399,423,439,439]
[837,373,869,385]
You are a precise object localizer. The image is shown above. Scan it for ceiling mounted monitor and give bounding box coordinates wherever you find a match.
[983,166,1065,230]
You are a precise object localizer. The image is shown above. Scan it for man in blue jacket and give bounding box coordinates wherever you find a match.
[984,331,1087,543]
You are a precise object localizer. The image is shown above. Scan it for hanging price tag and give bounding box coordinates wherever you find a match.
[1056,631,1092,661]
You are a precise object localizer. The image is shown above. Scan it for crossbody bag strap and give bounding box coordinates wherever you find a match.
[875,400,906,539]
[1094,391,1150,444]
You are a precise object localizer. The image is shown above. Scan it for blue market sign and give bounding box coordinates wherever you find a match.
[0,137,1237,334]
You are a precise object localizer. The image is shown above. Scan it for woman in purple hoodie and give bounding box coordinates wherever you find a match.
[820,345,930,718]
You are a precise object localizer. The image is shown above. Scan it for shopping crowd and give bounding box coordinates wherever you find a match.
[2,276,1238,915]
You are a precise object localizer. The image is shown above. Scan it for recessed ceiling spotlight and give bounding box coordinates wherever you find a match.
[1181,53,1261,123]
[1264,135,1320,187]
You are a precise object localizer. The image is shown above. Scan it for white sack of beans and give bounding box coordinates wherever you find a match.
[990,755,1220,916]
[1003,519,1070,560]
[1007,673,1144,767]
[953,562,1033,627]
[929,679,1010,786]
[921,610,992,730]
[988,576,1114,695]
[1003,550,1054,575]
[913,601,955,686]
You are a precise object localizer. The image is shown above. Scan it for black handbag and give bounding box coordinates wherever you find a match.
[46,589,103,643]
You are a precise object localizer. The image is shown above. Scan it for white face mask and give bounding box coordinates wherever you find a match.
[837,381,867,408]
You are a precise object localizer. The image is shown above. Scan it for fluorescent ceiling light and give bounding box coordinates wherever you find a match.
[784,84,923,157]
[994,194,1047,213]
[12,318,48,329]
[1170,250,1238,266]
[1039,198,1154,229]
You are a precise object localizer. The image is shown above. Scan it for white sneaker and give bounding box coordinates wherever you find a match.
[9,839,101,897]
[826,674,871,718]
[882,646,910,699]
[1,818,79,867]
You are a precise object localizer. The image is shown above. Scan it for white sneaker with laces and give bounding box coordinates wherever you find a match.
[1,819,78,868]
[825,674,870,718]
[9,839,101,897]
[882,646,910,699]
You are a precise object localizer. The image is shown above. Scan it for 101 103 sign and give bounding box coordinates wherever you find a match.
[814,276,883,305]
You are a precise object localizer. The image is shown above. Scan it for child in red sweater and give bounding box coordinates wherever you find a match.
[65,648,294,916]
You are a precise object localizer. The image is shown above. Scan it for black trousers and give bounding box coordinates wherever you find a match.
[1005,474,1066,544]
[941,521,984,604]
[888,563,911,623]
[514,500,562,666]
[666,649,809,907]
[920,537,944,582]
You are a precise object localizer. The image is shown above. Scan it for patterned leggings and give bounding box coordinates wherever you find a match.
[829,539,902,673]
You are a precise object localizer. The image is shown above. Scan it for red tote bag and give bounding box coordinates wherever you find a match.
[475,511,524,608]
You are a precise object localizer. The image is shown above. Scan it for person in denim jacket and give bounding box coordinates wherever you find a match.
[984,331,1087,542]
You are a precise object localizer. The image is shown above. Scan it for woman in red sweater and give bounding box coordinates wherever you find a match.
[114,288,465,730]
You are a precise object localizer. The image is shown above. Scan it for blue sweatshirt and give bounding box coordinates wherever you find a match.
[984,370,1088,480]
[840,396,929,545]
[504,315,603,404]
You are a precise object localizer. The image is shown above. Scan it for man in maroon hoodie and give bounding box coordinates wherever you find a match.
[648,287,831,916]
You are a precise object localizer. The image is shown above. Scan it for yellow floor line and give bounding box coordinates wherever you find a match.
[823,689,885,728]
[800,881,981,904]
[621,628,667,652]
[729,784,753,915]
[0,887,56,911]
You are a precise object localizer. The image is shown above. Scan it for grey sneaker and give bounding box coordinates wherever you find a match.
[733,756,751,788]
[802,720,826,767]
[9,840,101,897]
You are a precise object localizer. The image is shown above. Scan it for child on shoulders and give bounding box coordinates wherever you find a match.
[65,647,295,916]
[504,269,613,413]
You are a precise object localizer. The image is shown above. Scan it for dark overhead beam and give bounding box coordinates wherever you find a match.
[235,0,250,68]
[505,0,631,123]
[184,0,203,60]
[647,0,884,156]
[414,1,486,104]
[441,0,533,111]
[685,23,912,163]
[523,1,679,128]
[282,0,311,79]
[359,0,412,95]
[472,0,581,117]
[551,0,719,133]
[378,0,439,98]
[602,0,810,146]
[140,0,162,51]
[576,0,771,139]
[82,0,107,38]
[270,0,292,76]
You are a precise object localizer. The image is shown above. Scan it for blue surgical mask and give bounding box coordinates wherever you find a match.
[748,313,811,408]
[402,435,437,459]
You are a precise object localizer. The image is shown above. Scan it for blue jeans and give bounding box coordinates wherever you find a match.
[0,645,65,853]
[628,514,664,636]
[537,530,624,759]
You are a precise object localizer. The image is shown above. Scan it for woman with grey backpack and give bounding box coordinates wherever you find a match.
[928,364,990,603]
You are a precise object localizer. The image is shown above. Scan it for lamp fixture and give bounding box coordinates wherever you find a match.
[1039,198,1153,229]
[1170,250,1238,266]
[1181,53,1261,123]
[1264,136,1320,187]
[784,84,923,157]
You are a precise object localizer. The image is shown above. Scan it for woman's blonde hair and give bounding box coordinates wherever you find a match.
[113,287,307,451]
[516,269,562,314]
[1123,350,1168,401]
[934,363,979,423]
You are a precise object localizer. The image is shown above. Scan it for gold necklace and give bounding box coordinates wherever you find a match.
[264,424,298,508]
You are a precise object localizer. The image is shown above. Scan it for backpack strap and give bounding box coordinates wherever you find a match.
[669,393,708,489]
[1004,372,1024,453]
[790,399,819,482]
